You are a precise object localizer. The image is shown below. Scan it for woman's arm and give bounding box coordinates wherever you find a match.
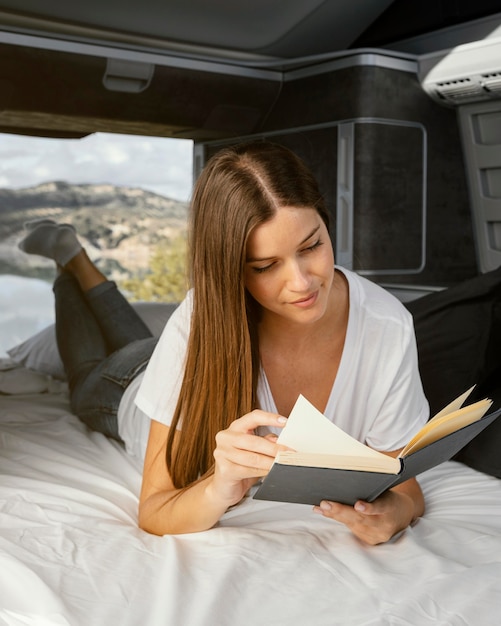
[139,411,287,535]
[313,448,425,545]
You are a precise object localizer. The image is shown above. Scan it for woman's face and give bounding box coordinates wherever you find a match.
[244,206,335,326]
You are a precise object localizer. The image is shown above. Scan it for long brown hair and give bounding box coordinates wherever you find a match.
[167,141,330,487]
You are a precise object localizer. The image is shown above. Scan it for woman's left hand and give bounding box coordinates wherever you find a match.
[313,478,424,545]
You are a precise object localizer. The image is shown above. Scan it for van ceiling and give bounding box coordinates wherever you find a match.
[0,0,500,138]
[0,0,499,62]
[0,0,396,60]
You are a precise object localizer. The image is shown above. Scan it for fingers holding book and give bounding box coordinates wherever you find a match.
[313,478,422,545]
[210,410,290,504]
[312,494,401,545]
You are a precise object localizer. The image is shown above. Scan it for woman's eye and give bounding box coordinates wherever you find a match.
[253,263,274,274]
[303,239,323,253]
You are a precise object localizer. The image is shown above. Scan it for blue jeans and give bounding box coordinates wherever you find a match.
[53,272,157,441]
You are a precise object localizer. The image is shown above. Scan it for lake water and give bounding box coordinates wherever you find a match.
[0,274,55,356]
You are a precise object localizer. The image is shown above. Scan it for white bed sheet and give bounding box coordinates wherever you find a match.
[1,366,501,626]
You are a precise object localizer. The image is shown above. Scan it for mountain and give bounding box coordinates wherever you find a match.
[0,181,188,282]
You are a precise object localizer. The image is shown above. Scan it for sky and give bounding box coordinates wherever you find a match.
[0,132,194,202]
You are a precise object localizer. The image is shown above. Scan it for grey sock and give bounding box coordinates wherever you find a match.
[18,224,82,266]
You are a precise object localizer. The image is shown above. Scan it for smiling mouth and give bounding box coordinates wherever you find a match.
[290,291,318,306]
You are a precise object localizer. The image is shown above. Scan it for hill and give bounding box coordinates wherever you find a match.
[0,181,189,282]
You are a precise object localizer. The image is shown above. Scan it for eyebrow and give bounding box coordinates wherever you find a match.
[246,224,321,263]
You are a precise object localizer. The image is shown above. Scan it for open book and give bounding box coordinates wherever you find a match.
[253,388,501,506]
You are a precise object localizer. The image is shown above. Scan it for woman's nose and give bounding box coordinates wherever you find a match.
[285,260,310,290]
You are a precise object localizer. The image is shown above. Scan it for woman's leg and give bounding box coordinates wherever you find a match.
[69,336,157,440]
[18,223,112,386]
[54,271,156,440]
[57,253,155,440]
[63,246,152,351]
[19,222,155,440]
[20,222,152,353]
[53,271,108,387]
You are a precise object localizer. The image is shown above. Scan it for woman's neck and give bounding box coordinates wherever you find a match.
[257,271,350,416]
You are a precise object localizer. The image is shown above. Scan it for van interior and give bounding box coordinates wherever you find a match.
[3,4,501,624]
[2,0,501,299]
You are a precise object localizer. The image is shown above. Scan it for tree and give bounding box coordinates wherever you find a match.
[120,234,188,302]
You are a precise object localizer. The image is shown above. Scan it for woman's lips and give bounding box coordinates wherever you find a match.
[290,291,318,307]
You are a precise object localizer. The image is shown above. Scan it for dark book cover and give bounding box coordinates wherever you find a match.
[253,407,501,506]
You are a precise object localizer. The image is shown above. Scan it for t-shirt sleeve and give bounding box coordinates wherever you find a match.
[134,290,192,428]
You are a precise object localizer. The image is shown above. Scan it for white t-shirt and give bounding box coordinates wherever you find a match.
[117,372,149,461]
[132,268,429,462]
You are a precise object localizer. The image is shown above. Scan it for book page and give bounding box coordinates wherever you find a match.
[401,397,492,456]
[275,451,400,473]
[430,385,475,421]
[277,395,390,461]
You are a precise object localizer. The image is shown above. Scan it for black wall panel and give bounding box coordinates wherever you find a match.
[201,62,477,287]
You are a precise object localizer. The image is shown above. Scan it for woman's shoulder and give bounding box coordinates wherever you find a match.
[153,289,193,350]
[163,289,193,326]
[338,266,412,326]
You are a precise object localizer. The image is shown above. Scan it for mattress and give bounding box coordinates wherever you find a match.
[1,362,501,626]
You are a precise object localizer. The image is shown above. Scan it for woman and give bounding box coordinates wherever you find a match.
[135,141,429,543]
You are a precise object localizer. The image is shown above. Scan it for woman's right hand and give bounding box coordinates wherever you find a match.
[208,410,288,507]
[139,411,287,535]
